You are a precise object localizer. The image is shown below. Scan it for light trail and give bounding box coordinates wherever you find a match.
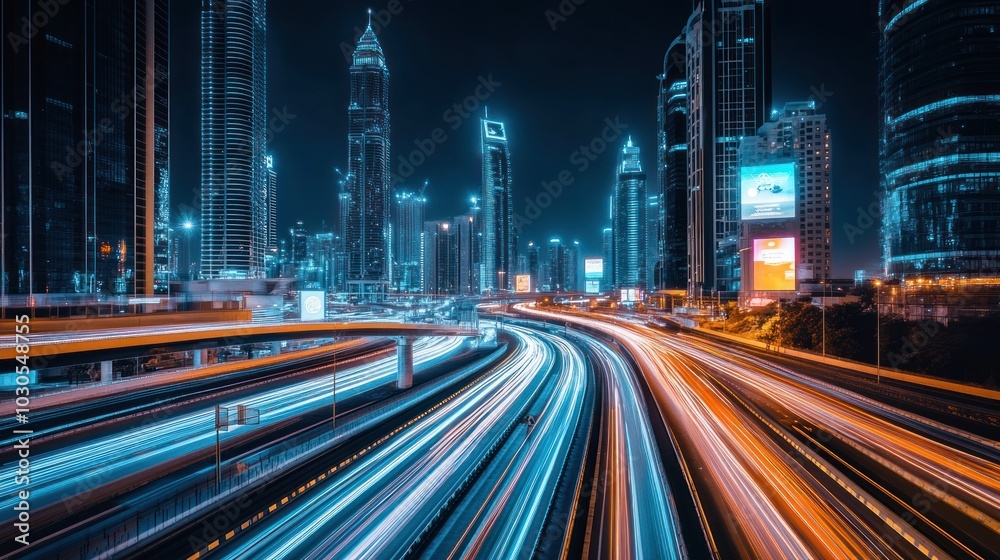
[521,305,901,559]
[217,325,573,559]
[574,327,686,559]
[0,337,463,513]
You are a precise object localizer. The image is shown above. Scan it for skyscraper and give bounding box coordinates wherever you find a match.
[740,102,832,283]
[567,240,581,292]
[528,242,541,292]
[613,138,647,290]
[265,155,279,275]
[547,239,567,291]
[290,221,308,273]
[481,118,516,293]
[394,190,426,292]
[880,0,1000,278]
[424,221,458,296]
[343,14,392,300]
[646,193,662,290]
[200,0,268,279]
[454,214,477,295]
[685,0,771,300]
[2,1,170,298]
[657,36,689,291]
[602,227,614,291]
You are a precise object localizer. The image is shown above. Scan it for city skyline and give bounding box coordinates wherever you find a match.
[3,3,1000,559]
[166,1,880,278]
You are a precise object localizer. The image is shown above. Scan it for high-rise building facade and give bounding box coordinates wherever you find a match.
[646,194,662,290]
[454,214,476,295]
[424,221,458,296]
[685,0,771,299]
[613,138,647,289]
[880,0,1000,278]
[266,156,278,253]
[265,155,278,275]
[394,190,426,292]
[2,1,170,299]
[740,102,832,282]
[547,239,567,291]
[343,17,391,300]
[567,240,581,292]
[601,227,614,291]
[528,242,541,292]
[200,0,268,279]
[289,221,308,276]
[657,37,689,291]
[481,119,516,293]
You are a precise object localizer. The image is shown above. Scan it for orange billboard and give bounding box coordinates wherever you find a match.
[514,274,532,293]
[753,238,796,291]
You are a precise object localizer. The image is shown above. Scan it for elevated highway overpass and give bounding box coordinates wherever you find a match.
[1,321,479,388]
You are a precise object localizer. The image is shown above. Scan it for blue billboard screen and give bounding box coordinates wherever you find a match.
[741,162,796,221]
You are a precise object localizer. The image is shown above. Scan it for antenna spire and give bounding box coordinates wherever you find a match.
[367,8,372,28]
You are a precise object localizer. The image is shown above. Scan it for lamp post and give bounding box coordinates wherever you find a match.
[182,220,194,281]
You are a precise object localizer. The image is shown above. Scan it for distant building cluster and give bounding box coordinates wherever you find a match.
[2,1,998,317]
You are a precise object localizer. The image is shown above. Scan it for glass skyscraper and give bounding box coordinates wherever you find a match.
[2,0,170,299]
[481,118,516,293]
[685,0,771,300]
[613,138,647,290]
[657,37,689,291]
[880,0,1000,278]
[394,190,426,293]
[200,0,268,279]
[265,155,278,275]
[343,17,391,300]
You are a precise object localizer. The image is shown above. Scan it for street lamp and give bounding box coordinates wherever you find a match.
[182,220,195,281]
[874,279,882,383]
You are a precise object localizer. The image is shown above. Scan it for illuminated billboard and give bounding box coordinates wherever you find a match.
[584,258,604,279]
[752,238,796,291]
[300,291,326,321]
[619,288,638,303]
[514,274,532,293]
[741,162,796,221]
[585,280,601,294]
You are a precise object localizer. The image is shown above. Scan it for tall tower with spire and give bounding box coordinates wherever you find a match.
[342,10,391,300]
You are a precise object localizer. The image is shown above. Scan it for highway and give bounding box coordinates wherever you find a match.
[0,338,382,445]
[655,331,1000,559]
[419,326,590,559]
[209,324,582,559]
[0,336,465,545]
[568,327,687,559]
[520,305,949,559]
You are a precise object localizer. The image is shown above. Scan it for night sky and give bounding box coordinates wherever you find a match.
[170,0,881,277]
